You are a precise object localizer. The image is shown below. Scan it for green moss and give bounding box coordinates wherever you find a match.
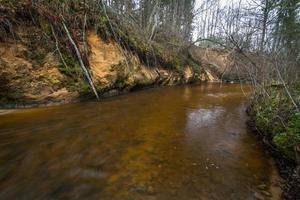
[111,62,130,90]
[279,113,300,147]
[67,79,90,94]
[39,18,52,36]
[252,87,300,161]
[272,122,286,137]
[3,90,24,101]
[25,51,45,64]
[274,133,290,147]
[114,77,127,89]
[77,80,91,94]
[58,54,82,77]
[273,112,300,158]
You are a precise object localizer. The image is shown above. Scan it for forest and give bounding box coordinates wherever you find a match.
[0,0,299,199]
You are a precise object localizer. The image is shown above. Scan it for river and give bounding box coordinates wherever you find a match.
[0,83,281,200]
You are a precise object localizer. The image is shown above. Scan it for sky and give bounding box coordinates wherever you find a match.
[193,0,244,41]
[195,0,241,9]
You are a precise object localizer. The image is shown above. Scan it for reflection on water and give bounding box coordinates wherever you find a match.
[187,106,224,128]
[0,83,280,200]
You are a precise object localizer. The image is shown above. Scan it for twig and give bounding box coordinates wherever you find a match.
[274,61,299,112]
[51,25,69,70]
[82,13,88,55]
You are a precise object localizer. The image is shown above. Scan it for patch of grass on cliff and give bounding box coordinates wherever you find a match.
[58,54,82,77]
[95,15,198,73]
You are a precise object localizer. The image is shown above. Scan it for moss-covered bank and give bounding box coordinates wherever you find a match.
[248,86,300,200]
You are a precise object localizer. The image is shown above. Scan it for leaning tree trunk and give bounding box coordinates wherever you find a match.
[62,22,100,100]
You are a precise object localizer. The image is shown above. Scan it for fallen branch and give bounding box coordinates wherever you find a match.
[62,21,100,100]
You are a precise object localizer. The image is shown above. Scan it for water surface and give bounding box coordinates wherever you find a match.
[0,83,280,199]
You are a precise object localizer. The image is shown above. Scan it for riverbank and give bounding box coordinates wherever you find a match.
[0,30,217,108]
[248,119,299,200]
[0,82,210,109]
[247,86,300,200]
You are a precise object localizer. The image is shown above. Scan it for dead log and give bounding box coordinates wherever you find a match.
[62,21,100,100]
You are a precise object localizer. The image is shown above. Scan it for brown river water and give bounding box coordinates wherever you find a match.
[0,83,281,200]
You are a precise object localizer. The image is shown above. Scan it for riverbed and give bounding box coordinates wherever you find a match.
[0,83,281,199]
